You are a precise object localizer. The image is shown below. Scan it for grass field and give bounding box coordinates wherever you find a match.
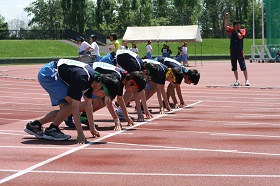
[0,39,265,59]
[0,40,77,59]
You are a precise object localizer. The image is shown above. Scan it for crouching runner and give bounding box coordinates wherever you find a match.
[24,59,120,144]
[79,62,146,130]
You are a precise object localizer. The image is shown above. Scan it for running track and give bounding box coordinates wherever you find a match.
[0,62,280,185]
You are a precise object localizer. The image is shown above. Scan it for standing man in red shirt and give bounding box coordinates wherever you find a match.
[224,12,250,86]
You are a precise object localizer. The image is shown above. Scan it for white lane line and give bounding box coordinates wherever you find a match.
[0,101,202,184]
[1,144,280,157]
[1,169,280,178]
[0,131,133,137]
[0,132,31,137]
[107,142,280,157]
[156,117,280,126]
[133,127,280,139]
[0,118,20,121]
[236,114,280,118]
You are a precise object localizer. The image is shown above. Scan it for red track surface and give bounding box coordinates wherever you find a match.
[0,61,280,185]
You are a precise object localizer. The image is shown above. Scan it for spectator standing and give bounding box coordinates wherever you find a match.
[175,46,182,62]
[224,12,250,86]
[146,40,153,59]
[130,42,139,54]
[120,41,129,50]
[167,45,172,58]
[89,34,100,62]
[107,33,120,52]
[161,44,168,57]
[181,42,189,67]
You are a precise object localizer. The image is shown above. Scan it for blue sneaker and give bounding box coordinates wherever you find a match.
[64,115,75,128]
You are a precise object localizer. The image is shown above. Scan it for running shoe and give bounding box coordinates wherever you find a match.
[80,112,88,125]
[24,121,44,139]
[116,109,135,121]
[80,112,98,127]
[64,115,75,128]
[44,127,71,141]
[233,81,240,86]
[245,80,250,86]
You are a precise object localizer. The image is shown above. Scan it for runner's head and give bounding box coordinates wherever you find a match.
[125,71,146,92]
[182,68,200,85]
[143,62,159,81]
[93,73,120,99]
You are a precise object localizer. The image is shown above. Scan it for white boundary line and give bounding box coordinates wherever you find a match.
[0,101,202,184]
[1,169,280,178]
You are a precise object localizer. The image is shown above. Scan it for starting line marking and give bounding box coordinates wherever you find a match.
[0,101,202,184]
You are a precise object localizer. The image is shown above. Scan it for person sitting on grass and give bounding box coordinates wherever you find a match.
[24,59,120,144]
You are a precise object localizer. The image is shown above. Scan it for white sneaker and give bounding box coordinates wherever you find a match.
[234,81,240,86]
[245,80,250,86]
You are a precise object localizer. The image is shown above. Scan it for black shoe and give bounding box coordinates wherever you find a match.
[44,127,71,141]
[24,121,44,139]
[80,112,98,128]
[64,115,75,128]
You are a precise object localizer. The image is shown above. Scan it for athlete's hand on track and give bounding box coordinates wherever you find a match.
[179,101,187,108]
[126,118,134,126]
[90,129,100,138]
[159,107,165,114]
[144,110,153,119]
[137,113,145,121]
[77,132,87,144]
[166,105,172,112]
[114,119,122,131]
[174,103,180,108]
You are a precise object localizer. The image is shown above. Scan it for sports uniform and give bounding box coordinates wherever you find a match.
[38,59,97,106]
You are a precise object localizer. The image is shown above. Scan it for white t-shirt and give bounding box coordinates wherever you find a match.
[146,45,152,52]
[182,46,188,54]
[78,41,91,53]
[120,45,129,50]
[90,42,100,55]
[130,47,138,54]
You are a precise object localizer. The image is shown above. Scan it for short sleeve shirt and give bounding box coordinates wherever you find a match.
[91,62,127,96]
[156,57,183,84]
[90,42,100,55]
[57,59,95,101]
[143,59,167,85]
[228,27,246,50]
[146,45,152,52]
[78,41,91,53]
[115,50,144,72]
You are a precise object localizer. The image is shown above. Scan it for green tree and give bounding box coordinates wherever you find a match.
[0,15,9,39]
[61,0,87,33]
[173,0,201,25]
[95,0,117,30]
[139,0,153,26]
[24,0,62,30]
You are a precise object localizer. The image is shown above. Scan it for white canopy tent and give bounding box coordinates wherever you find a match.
[122,25,202,42]
[122,25,203,65]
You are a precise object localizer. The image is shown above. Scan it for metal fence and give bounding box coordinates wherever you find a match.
[0,28,261,41]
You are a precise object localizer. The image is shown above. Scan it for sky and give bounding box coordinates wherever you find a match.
[0,0,34,22]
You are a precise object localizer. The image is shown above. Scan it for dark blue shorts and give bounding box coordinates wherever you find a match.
[230,50,246,71]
